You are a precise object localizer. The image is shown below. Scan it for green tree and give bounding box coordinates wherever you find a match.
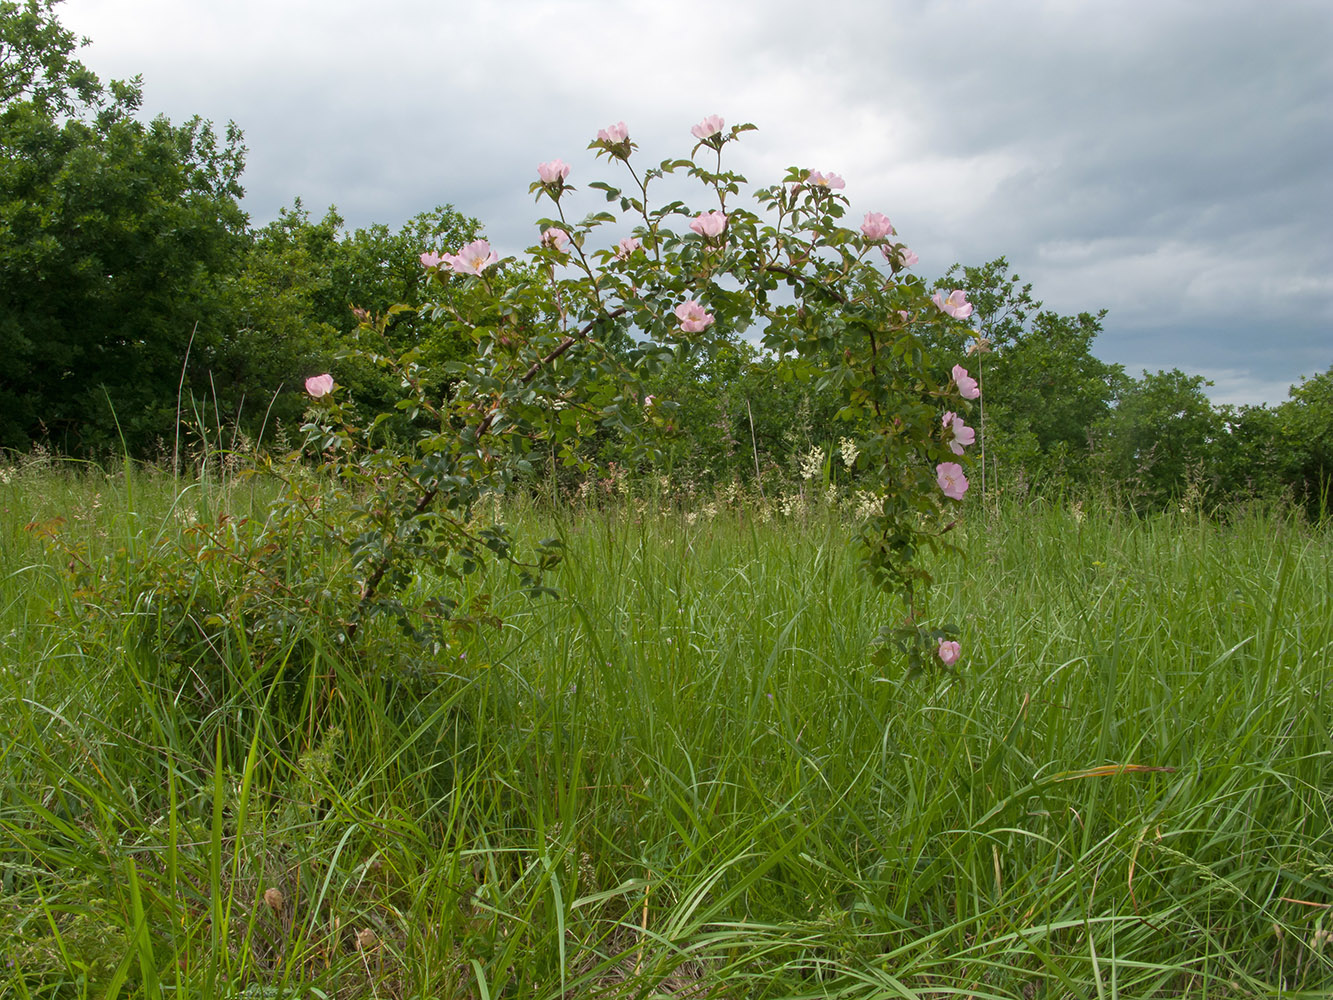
[938,258,1124,492]
[1,0,100,114]
[1274,365,1333,515]
[0,0,248,455]
[983,309,1125,487]
[204,202,344,446]
[1211,402,1287,504]
[213,201,484,443]
[1091,368,1224,510]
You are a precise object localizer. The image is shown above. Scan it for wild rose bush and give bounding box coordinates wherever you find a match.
[50,115,982,695]
[298,116,982,670]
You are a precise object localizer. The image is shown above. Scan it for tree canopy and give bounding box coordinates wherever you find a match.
[1,1,1327,518]
[0,0,249,454]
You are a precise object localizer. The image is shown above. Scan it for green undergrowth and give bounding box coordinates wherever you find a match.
[1,464,1330,998]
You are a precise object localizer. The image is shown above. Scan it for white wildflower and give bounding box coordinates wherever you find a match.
[838,437,859,468]
[853,490,880,520]
[799,446,825,481]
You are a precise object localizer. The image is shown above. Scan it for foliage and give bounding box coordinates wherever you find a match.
[213,200,484,445]
[1212,401,1290,505]
[1275,364,1333,515]
[0,0,248,455]
[1091,367,1225,510]
[936,257,1126,492]
[292,121,984,672]
[629,337,847,490]
[0,0,101,114]
[30,119,987,721]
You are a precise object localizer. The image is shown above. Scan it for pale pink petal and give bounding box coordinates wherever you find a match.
[942,411,976,455]
[541,227,570,251]
[689,210,728,238]
[861,212,894,241]
[674,299,715,333]
[951,364,981,400]
[807,170,846,190]
[933,289,974,320]
[537,159,571,184]
[449,239,498,275]
[936,640,961,666]
[690,114,725,140]
[936,461,969,500]
[305,374,334,398]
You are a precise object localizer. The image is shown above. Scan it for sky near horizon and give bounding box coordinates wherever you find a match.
[56,0,1332,407]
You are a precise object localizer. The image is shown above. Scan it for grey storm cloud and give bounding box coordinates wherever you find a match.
[59,0,1333,405]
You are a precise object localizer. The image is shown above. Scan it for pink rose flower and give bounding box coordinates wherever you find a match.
[444,239,498,275]
[932,289,974,320]
[305,374,334,398]
[689,210,728,238]
[691,114,725,140]
[643,395,655,409]
[936,462,969,500]
[541,227,570,251]
[886,245,918,269]
[419,251,443,269]
[597,121,629,143]
[937,639,961,666]
[942,411,976,455]
[674,299,715,333]
[951,364,981,400]
[806,171,846,190]
[861,212,894,240]
[537,159,570,185]
[615,237,642,260]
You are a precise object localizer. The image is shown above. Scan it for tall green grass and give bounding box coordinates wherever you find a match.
[1,464,1330,998]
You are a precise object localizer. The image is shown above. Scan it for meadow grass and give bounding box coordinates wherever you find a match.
[1,462,1330,998]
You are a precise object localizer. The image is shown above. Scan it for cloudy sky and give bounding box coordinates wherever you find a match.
[59,0,1331,406]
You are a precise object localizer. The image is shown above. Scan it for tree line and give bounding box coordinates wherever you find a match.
[2,0,1328,514]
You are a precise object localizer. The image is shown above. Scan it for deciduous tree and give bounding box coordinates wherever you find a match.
[0,0,248,454]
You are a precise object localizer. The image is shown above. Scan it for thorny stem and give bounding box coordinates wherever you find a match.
[622,160,658,259]
[346,305,629,639]
[190,518,313,607]
[556,200,604,310]
[977,352,986,502]
[261,462,350,546]
[712,146,726,212]
[865,327,884,420]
